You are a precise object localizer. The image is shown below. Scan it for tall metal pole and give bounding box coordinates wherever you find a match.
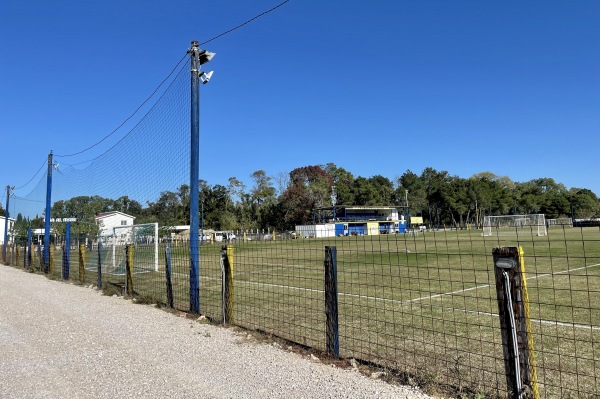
[3,185,12,263]
[44,151,53,273]
[189,41,201,313]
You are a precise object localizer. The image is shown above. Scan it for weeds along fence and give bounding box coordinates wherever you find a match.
[3,225,599,399]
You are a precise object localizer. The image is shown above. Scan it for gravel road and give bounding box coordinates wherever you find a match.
[0,266,437,399]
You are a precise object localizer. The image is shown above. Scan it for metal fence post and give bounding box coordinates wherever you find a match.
[324,246,339,358]
[221,245,234,324]
[165,242,174,308]
[493,246,539,399]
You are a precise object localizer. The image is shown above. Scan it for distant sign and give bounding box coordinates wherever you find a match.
[50,218,78,223]
[411,217,423,224]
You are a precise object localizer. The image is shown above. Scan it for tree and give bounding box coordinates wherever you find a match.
[324,163,355,205]
[353,177,381,206]
[368,175,394,205]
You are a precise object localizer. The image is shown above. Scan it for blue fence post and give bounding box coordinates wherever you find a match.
[63,222,70,280]
[97,239,102,289]
[324,246,339,358]
[43,151,53,273]
[165,242,173,308]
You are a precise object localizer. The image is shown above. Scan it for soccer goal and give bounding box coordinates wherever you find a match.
[108,222,159,273]
[482,214,547,237]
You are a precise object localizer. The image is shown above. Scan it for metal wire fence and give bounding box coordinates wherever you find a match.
[2,224,599,398]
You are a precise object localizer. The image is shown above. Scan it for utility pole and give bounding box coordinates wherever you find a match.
[43,151,53,273]
[188,40,215,314]
[3,185,14,263]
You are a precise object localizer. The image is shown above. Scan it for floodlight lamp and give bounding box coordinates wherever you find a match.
[200,71,213,84]
[495,258,517,270]
[198,50,216,65]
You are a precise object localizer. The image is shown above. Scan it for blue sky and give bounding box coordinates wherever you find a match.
[1,0,599,209]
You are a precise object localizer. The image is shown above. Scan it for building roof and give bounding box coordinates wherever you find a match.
[95,211,136,220]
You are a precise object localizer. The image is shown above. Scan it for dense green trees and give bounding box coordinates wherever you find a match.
[10,164,600,235]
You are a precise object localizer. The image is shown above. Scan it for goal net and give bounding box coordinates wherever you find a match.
[96,222,159,274]
[482,214,547,237]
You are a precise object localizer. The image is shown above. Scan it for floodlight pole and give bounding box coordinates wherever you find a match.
[188,40,215,313]
[44,151,53,273]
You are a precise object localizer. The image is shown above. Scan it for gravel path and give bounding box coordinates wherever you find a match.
[0,266,436,399]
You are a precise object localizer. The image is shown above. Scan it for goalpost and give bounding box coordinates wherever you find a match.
[111,222,159,272]
[483,214,547,237]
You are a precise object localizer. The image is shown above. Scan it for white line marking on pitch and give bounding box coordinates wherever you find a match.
[408,262,600,303]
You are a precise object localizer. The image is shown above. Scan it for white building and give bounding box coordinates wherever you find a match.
[0,216,15,245]
[95,211,136,244]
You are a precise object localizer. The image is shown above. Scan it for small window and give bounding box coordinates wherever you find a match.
[121,220,127,225]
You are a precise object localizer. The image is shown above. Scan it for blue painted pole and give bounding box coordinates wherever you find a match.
[2,185,11,263]
[43,151,53,273]
[189,41,201,313]
[64,221,70,279]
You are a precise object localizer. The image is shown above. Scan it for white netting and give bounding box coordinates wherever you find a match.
[483,214,547,236]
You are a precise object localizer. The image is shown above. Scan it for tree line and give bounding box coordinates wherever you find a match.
[6,163,599,237]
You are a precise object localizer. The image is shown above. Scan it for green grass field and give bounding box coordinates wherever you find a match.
[12,226,600,399]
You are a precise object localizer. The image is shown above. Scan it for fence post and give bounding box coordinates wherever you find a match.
[125,243,134,296]
[165,242,174,308]
[63,223,70,280]
[324,246,339,358]
[27,228,32,269]
[78,244,85,284]
[15,245,20,267]
[221,245,234,324]
[493,246,539,399]
[49,245,54,274]
[37,243,42,271]
[97,240,102,289]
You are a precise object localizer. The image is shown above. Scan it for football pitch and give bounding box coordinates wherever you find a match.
[51,226,600,398]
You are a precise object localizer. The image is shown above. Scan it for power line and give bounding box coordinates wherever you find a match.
[201,0,291,45]
[14,159,47,190]
[54,0,291,160]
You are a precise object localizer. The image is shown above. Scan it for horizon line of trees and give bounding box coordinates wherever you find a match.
[4,163,599,238]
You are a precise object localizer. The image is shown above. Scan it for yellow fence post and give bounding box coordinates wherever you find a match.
[126,244,134,296]
[519,247,539,398]
[78,244,86,284]
[222,245,234,324]
[49,245,54,274]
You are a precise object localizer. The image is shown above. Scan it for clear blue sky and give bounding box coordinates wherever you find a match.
[2,0,599,204]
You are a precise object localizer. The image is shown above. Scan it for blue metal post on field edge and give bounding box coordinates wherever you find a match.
[43,151,53,273]
[189,40,201,313]
[325,246,339,358]
[188,40,215,313]
[3,185,13,263]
